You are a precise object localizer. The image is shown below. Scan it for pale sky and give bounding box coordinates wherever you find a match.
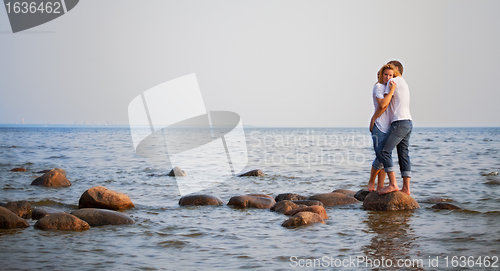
[0,0,499,127]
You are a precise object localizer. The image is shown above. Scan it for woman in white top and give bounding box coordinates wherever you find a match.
[367,64,400,191]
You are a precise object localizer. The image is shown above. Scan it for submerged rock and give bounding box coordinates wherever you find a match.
[32,207,64,220]
[282,212,325,227]
[307,193,359,206]
[291,200,324,207]
[421,197,454,203]
[0,207,29,229]
[431,203,461,210]
[71,208,135,226]
[354,189,370,201]
[228,195,275,209]
[363,191,420,211]
[79,186,134,210]
[34,213,89,230]
[274,193,307,202]
[284,205,329,220]
[237,169,264,177]
[178,195,224,206]
[168,166,187,177]
[5,200,31,218]
[270,200,300,214]
[31,169,71,187]
[332,189,356,197]
[10,167,26,172]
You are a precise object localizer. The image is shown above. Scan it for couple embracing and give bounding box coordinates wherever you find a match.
[367,60,413,195]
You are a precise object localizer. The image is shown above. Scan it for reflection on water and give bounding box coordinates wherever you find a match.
[362,211,423,270]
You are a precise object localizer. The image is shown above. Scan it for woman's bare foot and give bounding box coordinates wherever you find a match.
[376,183,385,191]
[399,187,411,195]
[378,184,399,195]
[368,180,376,192]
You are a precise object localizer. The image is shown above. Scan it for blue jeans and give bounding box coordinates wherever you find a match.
[371,124,386,170]
[376,120,412,177]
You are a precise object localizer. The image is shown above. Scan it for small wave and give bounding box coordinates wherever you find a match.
[157,240,188,248]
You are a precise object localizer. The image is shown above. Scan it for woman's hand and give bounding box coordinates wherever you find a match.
[369,118,375,132]
[389,80,397,93]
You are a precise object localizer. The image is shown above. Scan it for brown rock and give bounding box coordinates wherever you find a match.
[32,207,64,220]
[0,207,29,229]
[179,195,224,206]
[79,186,134,210]
[237,169,264,177]
[168,166,187,177]
[363,191,420,211]
[31,169,71,187]
[332,189,356,197]
[71,208,135,226]
[227,195,275,208]
[354,189,370,201]
[422,197,454,203]
[285,205,329,220]
[307,192,359,206]
[5,200,31,218]
[274,193,307,202]
[291,200,324,207]
[270,200,299,214]
[34,213,89,230]
[432,203,461,210]
[282,212,325,227]
[246,193,273,199]
[11,167,26,172]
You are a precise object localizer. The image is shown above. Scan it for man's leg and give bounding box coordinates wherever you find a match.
[377,121,411,195]
[396,121,412,195]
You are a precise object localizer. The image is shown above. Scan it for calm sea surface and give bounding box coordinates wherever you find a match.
[1,127,499,270]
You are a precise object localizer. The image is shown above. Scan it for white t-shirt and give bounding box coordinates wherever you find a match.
[385,76,412,122]
[372,83,391,133]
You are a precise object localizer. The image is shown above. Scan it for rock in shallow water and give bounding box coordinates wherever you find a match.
[10,167,26,172]
[431,203,461,210]
[282,212,325,227]
[34,213,89,230]
[4,200,31,218]
[32,207,64,220]
[79,186,134,210]
[274,193,307,202]
[71,208,135,226]
[332,189,356,197]
[237,169,264,177]
[284,205,329,220]
[31,169,71,187]
[363,191,420,211]
[354,189,370,201]
[270,200,300,214]
[291,200,324,207]
[307,193,359,206]
[0,207,29,229]
[178,195,224,206]
[168,166,187,177]
[228,195,275,208]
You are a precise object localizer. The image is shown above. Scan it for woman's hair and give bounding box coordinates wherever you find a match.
[377,64,401,84]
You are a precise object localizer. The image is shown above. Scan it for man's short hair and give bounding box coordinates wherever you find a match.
[387,60,403,75]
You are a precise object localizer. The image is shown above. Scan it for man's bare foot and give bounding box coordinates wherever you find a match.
[378,184,399,195]
[368,181,376,192]
[399,187,411,195]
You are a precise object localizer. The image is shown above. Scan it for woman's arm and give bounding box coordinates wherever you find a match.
[376,80,396,109]
[369,105,388,132]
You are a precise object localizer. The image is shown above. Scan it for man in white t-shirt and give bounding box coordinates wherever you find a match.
[376,60,413,195]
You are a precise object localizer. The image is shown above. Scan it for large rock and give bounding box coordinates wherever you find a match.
[332,189,357,197]
[168,166,187,177]
[432,203,461,210]
[284,205,329,220]
[237,169,264,177]
[71,208,135,226]
[0,207,29,229]
[5,200,31,218]
[363,191,420,211]
[307,193,359,206]
[32,207,65,220]
[179,195,224,206]
[31,169,71,187]
[282,212,325,227]
[34,213,90,230]
[292,200,324,207]
[11,167,26,172]
[79,186,134,210]
[274,193,307,202]
[354,189,370,201]
[270,200,300,214]
[228,195,275,208]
